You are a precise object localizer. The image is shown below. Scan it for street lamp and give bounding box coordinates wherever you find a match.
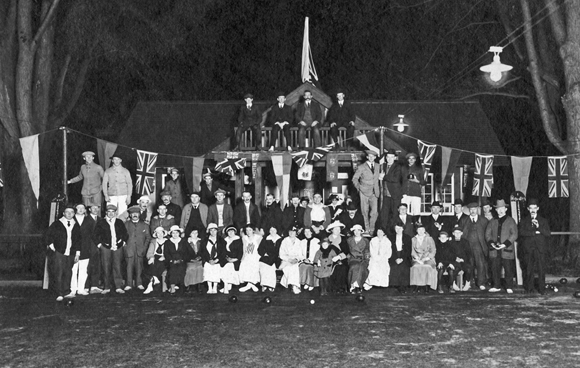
[480,46,512,82]
[394,114,408,132]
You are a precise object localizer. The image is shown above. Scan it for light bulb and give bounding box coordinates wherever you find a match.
[490,70,502,82]
[397,125,404,132]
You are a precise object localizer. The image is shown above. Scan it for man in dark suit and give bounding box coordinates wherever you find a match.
[327,90,356,150]
[200,170,231,206]
[233,191,261,233]
[235,93,262,150]
[45,204,81,301]
[518,198,551,294]
[282,195,305,235]
[70,203,96,296]
[423,201,450,239]
[461,202,489,290]
[451,198,469,229]
[149,204,176,234]
[207,189,234,235]
[338,202,365,237]
[388,203,414,238]
[260,193,283,234]
[94,204,129,294]
[86,204,103,294]
[295,90,323,148]
[378,149,403,227]
[180,192,208,238]
[157,192,182,222]
[352,150,380,234]
[124,206,152,291]
[267,92,294,152]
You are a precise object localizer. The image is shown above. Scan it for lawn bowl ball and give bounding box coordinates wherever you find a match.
[560,278,568,285]
[65,299,74,307]
[574,291,580,299]
[355,295,365,302]
[262,297,272,304]
[310,299,315,305]
[228,295,238,303]
[553,287,558,292]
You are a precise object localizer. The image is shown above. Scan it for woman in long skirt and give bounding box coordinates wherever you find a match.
[200,223,224,294]
[364,227,392,290]
[258,226,282,292]
[144,227,169,294]
[388,221,413,293]
[347,224,370,293]
[220,226,243,294]
[299,227,320,290]
[184,229,204,293]
[165,225,190,294]
[410,223,437,292]
[238,224,263,292]
[326,221,349,294]
[279,227,303,294]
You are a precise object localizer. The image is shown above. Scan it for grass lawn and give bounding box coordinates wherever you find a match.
[1,285,580,367]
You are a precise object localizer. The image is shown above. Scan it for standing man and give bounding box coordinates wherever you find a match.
[519,198,551,294]
[207,189,234,235]
[180,192,208,238]
[401,152,426,218]
[45,204,81,301]
[149,204,176,234]
[199,170,230,206]
[423,201,449,238]
[94,204,129,294]
[451,199,469,229]
[102,154,132,217]
[161,168,185,208]
[70,203,95,296]
[352,150,380,235]
[485,199,518,294]
[235,93,262,150]
[283,194,305,235]
[124,206,152,291]
[233,191,261,233]
[461,202,489,290]
[268,92,294,152]
[86,204,103,293]
[296,90,323,148]
[481,198,496,221]
[67,151,104,211]
[388,203,414,238]
[303,193,331,234]
[378,149,403,227]
[260,193,283,235]
[327,90,356,150]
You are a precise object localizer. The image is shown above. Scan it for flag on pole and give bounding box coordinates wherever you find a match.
[472,154,494,197]
[291,145,333,167]
[135,150,157,195]
[548,156,569,197]
[356,130,381,155]
[417,140,436,181]
[215,152,246,177]
[301,17,319,84]
[441,147,461,187]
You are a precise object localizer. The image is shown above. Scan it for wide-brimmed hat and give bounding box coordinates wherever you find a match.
[206,223,218,231]
[494,199,508,208]
[384,148,397,156]
[326,221,345,232]
[350,224,364,232]
[169,225,184,234]
[153,226,168,238]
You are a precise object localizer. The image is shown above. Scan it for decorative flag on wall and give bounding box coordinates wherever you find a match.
[291,145,333,167]
[356,130,381,155]
[326,153,339,181]
[548,156,569,198]
[97,139,118,169]
[418,140,437,181]
[19,134,40,207]
[215,152,247,177]
[298,164,313,181]
[472,154,494,197]
[135,150,158,195]
[511,156,533,196]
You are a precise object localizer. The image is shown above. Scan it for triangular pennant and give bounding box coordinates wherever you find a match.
[356,130,381,155]
[511,156,533,196]
[19,134,40,207]
[441,147,461,186]
[97,139,118,169]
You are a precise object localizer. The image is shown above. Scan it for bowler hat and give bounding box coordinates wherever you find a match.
[384,149,397,156]
[346,202,358,211]
[528,198,540,206]
[494,199,508,208]
[431,201,442,208]
[276,91,285,98]
[453,198,464,206]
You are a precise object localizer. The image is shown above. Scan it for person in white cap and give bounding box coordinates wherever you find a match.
[279,226,304,294]
[118,195,153,223]
[200,223,224,294]
[67,151,104,211]
[346,224,370,294]
[102,154,132,217]
[143,227,169,294]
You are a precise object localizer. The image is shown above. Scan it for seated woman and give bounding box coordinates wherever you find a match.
[388,221,412,293]
[184,228,204,293]
[258,226,283,292]
[299,228,320,291]
[326,220,349,294]
[313,238,337,296]
[144,227,169,294]
[364,227,392,290]
[165,225,191,295]
[279,226,303,294]
[347,224,370,294]
[410,222,437,293]
[220,226,243,294]
[200,223,224,294]
[238,224,262,292]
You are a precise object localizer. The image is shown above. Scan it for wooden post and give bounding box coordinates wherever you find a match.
[62,127,68,201]
[235,169,244,201]
[378,126,384,211]
[255,165,263,211]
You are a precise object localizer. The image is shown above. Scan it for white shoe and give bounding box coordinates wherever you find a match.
[223,289,229,295]
[287,146,292,152]
[77,290,89,296]
[144,283,153,294]
[307,286,314,291]
[152,277,160,285]
[137,285,145,290]
[239,284,252,292]
[463,281,471,291]
[101,289,111,295]
[292,286,301,294]
[479,285,486,291]
[219,288,225,294]
[250,284,259,292]
[489,288,501,293]
[268,146,274,152]
[90,287,103,294]
[124,286,132,291]
[262,286,268,292]
[506,289,513,294]
[64,292,76,298]
[175,286,179,290]
[363,283,372,291]
[452,282,460,291]
[56,296,64,302]
[115,288,125,294]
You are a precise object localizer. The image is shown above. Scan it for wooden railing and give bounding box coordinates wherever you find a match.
[239,127,376,151]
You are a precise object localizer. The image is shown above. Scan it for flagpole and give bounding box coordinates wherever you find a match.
[379,126,384,213]
[61,127,68,201]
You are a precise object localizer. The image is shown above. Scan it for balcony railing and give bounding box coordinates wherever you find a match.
[239,127,376,151]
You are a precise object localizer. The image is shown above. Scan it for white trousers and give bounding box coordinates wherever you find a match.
[401,195,422,216]
[70,259,89,293]
[108,195,128,217]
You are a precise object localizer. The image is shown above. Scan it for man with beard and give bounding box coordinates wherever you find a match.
[296,90,323,148]
[519,198,551,294]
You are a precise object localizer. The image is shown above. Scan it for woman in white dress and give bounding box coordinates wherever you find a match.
[364,227,392,290]
[279,226,303,294]
[238,224,263,292]
[220,226,243,294]
[410,223,437,292]
[200,223,224,294]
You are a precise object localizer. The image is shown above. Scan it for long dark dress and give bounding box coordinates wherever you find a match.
[388,233,412,286]
[328,234,349,292]
[165,237,192,285]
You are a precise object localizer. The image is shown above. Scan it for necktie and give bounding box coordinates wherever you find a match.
[156,244,162,255]
[67,221,70,227]
[306,102,310,107]
[339,102,343,107]
[387,164,391,172]
[210,241,217,259]
[472,217,476,224]
[370,164,374,173]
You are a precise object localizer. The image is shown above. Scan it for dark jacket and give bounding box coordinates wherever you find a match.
[382,161,404,201]
[74,215,96,259]
[423,214,451,239]
[388,233,412,267]
[260,203,283,233]
[199,236,226,265]
[518,214,551,254]
[282,204,305,233]
[258,236,282,267]
[268,104,294,126]
[233,202,261,230]
[220,237,244,270]
[45,218,82,255]
[165,238,192,264]
[435,239,456,266]
[94,217,129,249]
[238,104,262,127]
[200,181,231,206]
[401,164,426,197]
[327,101,355,127]
[124,220,152,258]
[295,100,323,123]
[338,211,365,237]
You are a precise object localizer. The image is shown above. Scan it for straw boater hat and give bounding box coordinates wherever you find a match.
[206,223,218,231]
[169,225,184,235]
[326,221,345,232]
[138,195,151,203]
[350,224,364,232]
[153,226,168,238]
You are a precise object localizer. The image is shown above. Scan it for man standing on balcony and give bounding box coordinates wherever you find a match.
[235,93,262,151]
[268,92,294,152]
[378,149,403,227]
[352,150,380,235]
[296,90,323,148]
[67,151,104,212]
[102,153,132,218]
[327,90,356,151]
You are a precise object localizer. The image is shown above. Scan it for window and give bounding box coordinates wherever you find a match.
[420,171,457,215]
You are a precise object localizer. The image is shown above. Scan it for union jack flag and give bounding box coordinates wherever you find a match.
[548,156,569,198]
[418,140,437,181]
[291,145,333,167]
[215,152,246,176]
[135,150,157,195]
[472,154,494,197]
